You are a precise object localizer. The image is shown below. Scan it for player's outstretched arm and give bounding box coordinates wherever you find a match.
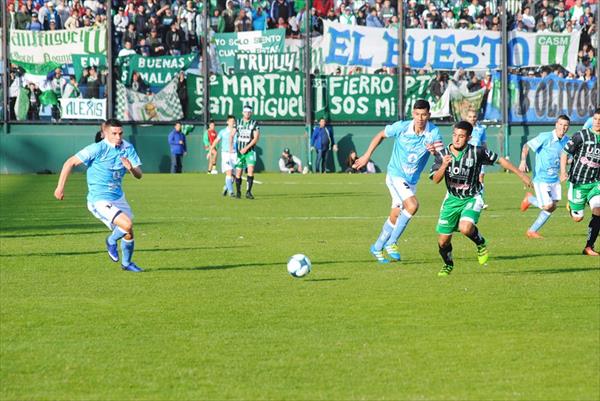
[121,157,143,179]
[353,130,385,170]
[498,157,532,187]
[519,144,529,173]
[54,156,83,200]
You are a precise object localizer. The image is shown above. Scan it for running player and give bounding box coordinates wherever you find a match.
[560,108,600,256]
[518,115,570,238]
[353,99,444,263]
[210,115,237,197]
[53,119,144,272]
[465,109,488,208]
[431,121,532,276]
[234,104,260,199]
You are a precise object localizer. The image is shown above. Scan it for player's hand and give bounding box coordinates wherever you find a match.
[121,157,133,171]
[240,147,247,155]
[560,171,568,183]
[352,155,368,170]
[441,154,452,166]
[333,144,338,152]
[54,187,64,200]
[518,161,529,173]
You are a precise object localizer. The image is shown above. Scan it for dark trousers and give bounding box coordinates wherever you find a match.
[171,154,183,173]
[315,149,329,173]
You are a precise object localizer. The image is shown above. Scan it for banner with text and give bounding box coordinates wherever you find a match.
[484,73,597,123]
[71,54,107,81]
[9,27,107,65]
[321,22,581,72]
[234,52,301,73]
[313,73,449,121]
[117,52,198,87]
[59,98,107,120]
[213,29,285,74]
[115,77,183,121]
[187,72,305,120]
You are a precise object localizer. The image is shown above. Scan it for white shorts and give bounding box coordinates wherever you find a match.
[534,181,561,207]
[87,196,133,230]
[386,174,417,208]
[221,151,237,173]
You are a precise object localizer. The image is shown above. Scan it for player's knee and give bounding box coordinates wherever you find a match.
[571,209,584,222]
[404,199,419,215]
[124,230,134,240]
[543,203,557,212]
[458,222,473,235]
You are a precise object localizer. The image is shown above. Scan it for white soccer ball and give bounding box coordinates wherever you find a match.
[287,254,312,278]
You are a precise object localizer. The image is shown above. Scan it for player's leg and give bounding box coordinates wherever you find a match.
[210,148,218,172]
[583,192,600,256]
[371,206,400,264]
[527,182,557,238]
[89,200,128,263]
[567,182,586,222]
[234,155,245,198]
[383,176,418,259]
[458,196,488,265]
[113,213,141,272]
[245,151,256,199]
[437,234,454,276]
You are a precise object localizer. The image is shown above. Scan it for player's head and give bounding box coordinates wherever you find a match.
[208,119,215,129]
[319,117,326,128]
[175,122,182,131]
[411,99,430,131]
[593,107,600,132]
[452,120,473,150]
[105,118,124,146]
[555,115,570,138]
[226,115,236,127]
[466,109,478,126]
[243,104,253,119]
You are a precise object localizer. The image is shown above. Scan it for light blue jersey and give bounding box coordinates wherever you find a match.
[218,127,236,153]
[384,120,443,185]
[527,130,569,183]
[583,117,592,129]
[469,123,487,147]
[76,139,142,203]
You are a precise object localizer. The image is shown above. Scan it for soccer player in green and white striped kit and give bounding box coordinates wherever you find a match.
[234,104,261,199]
[560,108,600,256]
[430,121,532,276]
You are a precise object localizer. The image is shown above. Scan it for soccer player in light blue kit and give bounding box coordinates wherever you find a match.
[210,115,238,197]
[518,115,570,238]
[354,99,443,263]
[465,109,488,207]
[54,119,144,272]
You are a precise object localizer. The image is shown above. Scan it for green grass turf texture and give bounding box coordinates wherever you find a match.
[1,172,598,401]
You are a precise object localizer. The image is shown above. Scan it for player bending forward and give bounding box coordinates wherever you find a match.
[54,119,144,272]
[560,108,600,256]
[430,121,532,276]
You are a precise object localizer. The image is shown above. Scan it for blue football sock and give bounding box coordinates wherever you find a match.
[529,210,551,232]
[385,210,413,247]
[225,176,234,194]
[107,226,127,246]
[528,195,539,208]
[373,218,394,251]
[121,238,134,266]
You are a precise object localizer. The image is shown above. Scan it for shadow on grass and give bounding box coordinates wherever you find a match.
[0,229,107,239]
[149,259,373,272]
[491,251,586,260]
[304,278,349,282]
[491,266,600,275]
[258,192,379,200]
[0,245,247,258]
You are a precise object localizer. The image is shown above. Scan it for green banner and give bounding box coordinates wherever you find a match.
[117,52,198,87]
[72,54,107,81]
[213,29,285,74]
[186,72,305,120]
[234,51,301,73]
[313,74,446,121]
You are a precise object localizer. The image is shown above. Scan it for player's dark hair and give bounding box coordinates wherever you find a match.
[595,107,600,115]
[105,118,122,128]
[227,115,235,120]
[413,99,430,111]
[557,114,570,122]
[454,120,473,136]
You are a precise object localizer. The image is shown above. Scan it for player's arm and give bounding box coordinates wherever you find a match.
[353,130,386,169]
[242,129,260,153]
[519,143,530,173]
[121,157,143,179]
[209,135,221,158]
[430,154,452,184]
[498,157,532,187]
[560,152,569,182]
[560,133,581,182]
[54,155,83,200]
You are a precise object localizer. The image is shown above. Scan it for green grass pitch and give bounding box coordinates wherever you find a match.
[1,172,598,400]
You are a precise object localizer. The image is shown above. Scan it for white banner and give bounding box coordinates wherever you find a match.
[9,27,107,65]
[59,98,107,120]
[321,21,581,72]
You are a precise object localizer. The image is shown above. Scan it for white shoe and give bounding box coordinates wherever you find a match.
[482,204,489,209]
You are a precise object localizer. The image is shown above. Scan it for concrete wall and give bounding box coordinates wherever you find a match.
[0,123,576,174]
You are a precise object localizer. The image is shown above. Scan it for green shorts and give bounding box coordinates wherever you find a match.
[235,150,257,170]
[568,182,600,211]
[436,194,484,235]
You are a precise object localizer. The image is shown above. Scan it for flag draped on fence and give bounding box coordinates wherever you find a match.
[115,77,183,121]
